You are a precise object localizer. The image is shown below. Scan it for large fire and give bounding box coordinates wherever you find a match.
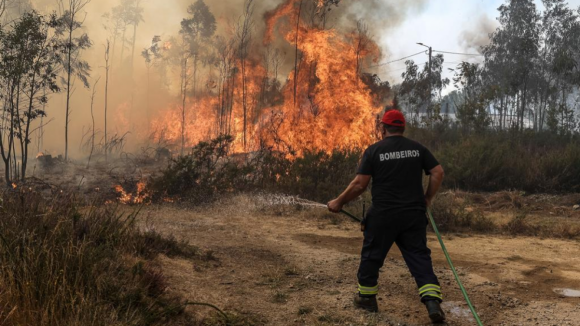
[150,0,384,155]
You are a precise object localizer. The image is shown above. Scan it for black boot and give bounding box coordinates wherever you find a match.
[425,300,446,323]
[354,294,378,312]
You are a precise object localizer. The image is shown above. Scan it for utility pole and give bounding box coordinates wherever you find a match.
[417,43,432,120]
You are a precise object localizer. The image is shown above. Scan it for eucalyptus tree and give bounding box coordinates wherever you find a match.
[55,0,92,161]
[539,0,580,134]
[482,0,540,131]
[127,0,144,75]
[0,12,60,183]
[234,0,252,150]
[452,62,490,131]
[176,0,216,154]
[142,35,164,125]
[399,54,450,126]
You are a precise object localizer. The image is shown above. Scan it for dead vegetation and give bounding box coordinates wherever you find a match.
[0,189,246,326]
[431,190,580,239]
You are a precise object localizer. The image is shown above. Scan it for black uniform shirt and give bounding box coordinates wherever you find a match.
[357,136,439,214]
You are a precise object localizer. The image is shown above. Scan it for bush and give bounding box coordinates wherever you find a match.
[504,213,538,236]
[430,194,496,233]
[0,190,197,325]
[409,128,580,193]
[265,148,363,203]
[148,135,255,203]
[148,136,363,205]
[148,129,580,206]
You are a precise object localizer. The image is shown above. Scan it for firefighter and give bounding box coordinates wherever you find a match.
[327,109,446,323]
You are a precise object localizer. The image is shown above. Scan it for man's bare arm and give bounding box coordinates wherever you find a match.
[425,165,444,207]
[327,174,371,213]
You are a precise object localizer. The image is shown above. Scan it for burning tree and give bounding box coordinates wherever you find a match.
[149,0,388,155]
[171,0,217,155]
[260,0,384,153]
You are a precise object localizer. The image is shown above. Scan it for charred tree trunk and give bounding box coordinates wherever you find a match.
[104,41,110,161]
[293,0,303,109]
[119,24,127,68]
[64,26,73,161]
[180,55,189,155]
[21,73,38,180]
[87,78,99,168]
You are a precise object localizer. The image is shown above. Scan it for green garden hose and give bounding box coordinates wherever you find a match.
[427,208,484,326]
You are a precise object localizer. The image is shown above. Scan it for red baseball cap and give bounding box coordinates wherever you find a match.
[381,110,406,127]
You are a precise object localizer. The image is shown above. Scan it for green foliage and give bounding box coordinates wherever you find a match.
[0,11,64,182]
[181,0,217,40]
[399,53,450,125]
[399,0,580,134]
[148,135,363,204]
[0,190,198,325]
[54,2,93,89]
[408,127,580,193]
[451,62,491,131]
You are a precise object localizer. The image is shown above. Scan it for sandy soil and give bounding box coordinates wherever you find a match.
[133,199,580,326]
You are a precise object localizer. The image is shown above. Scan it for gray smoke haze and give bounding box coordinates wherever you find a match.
[459,13,498,54]
[13,0,428,159]
[338,0,427,33]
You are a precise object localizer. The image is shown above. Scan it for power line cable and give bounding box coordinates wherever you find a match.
[379,62,463,75]
[382,67,413,74]
[382,61,428,73]
[369,49,483,69]
[369,50,426,68]
[433,50,483,56]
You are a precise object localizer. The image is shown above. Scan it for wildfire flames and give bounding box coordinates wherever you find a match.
[150,0,384,154]
[114,181,148,204]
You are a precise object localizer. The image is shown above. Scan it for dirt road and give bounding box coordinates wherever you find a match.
[140,199,580,325]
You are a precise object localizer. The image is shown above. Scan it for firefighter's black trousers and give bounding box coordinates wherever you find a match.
[357,208,442,302]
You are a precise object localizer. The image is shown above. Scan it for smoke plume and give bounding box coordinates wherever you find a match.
[459,13,498,54]
[9,0,429,158]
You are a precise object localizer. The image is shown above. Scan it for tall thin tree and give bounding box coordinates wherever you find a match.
[87,77,99,168]
[56,0,92,161]
[236,0,254,150]
[104,40,110,161]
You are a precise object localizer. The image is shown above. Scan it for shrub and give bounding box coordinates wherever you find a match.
[148,135,255,203]
[504,213,538,236]
[267,148,362,203]
[149,129,580,206]
[430,194,495,233]
[409,128,580,193]
[148,136,364,205]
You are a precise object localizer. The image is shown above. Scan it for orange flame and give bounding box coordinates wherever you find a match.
[150,0,383,155]
[114,181,149,204]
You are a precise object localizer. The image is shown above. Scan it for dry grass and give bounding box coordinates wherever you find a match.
[0,190,200,326]
[431,191,580,239]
